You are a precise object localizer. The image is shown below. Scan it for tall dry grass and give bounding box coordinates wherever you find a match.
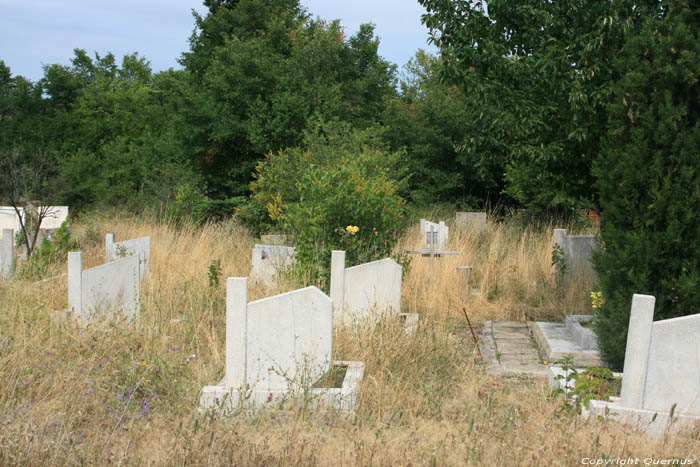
[0,213,697,465]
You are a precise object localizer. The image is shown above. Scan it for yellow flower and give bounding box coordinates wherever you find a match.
[345,225,359,235]
[591,291,604,309]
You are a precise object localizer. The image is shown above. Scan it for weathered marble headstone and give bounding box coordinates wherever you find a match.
[106,234,151,277]
[68,251,140,321]
[200,278,364,411]
[250,244,295,283]
[0,229,13,280]
[330,250,402,325]
[455,212,487,230]
[553,228,599,282]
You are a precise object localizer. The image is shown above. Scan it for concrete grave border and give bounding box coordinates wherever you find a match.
[1,229,13,280]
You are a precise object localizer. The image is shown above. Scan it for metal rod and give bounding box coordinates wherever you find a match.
[462,306,482,359]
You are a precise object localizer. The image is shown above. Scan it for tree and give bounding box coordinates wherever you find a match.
[593,1,700,369]
[418,0,659,214]
[0,148,61,257]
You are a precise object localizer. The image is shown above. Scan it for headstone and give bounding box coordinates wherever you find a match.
[0,207,24,234]
[250,244,295,283]
[0,229,13,280]
[455,212,487,230]
[420,219,448,249]
[106,234,151,277]
[553,228,599,282]
[330,251,402,325]
[201,278,344,410]
[68,251,141,321]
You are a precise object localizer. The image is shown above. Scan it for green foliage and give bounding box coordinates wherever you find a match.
[246,119,407,284]
[573,367,620,409]
[418,0,660,214]
[593,2,700,369]
[20,221,79,279]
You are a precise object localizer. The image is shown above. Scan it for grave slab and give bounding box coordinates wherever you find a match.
[480,321,548,379]
[531,321,604,367]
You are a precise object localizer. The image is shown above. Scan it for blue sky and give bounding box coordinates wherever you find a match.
[0,1,437,82]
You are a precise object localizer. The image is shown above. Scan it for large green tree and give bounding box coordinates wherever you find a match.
[593,1,700,369]
[178,0,397,199]
[419,0,659,214]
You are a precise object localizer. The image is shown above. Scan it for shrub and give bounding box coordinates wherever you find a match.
[593,3,700,369]
[245,119,407,285]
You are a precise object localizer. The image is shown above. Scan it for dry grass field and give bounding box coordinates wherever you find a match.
[0,212,697,465]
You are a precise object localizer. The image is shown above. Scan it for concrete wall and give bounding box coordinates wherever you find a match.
[106,234,151,276]
[38,206,69,229]
[0,229,13,280]
[330,251,402,325]
[225,278,332,393]
[553,228,599,282]
[455,212,486,230]
[620,294,700,416]
[68,251,140,321]
[250,244,295,283]
[0,207,24,233]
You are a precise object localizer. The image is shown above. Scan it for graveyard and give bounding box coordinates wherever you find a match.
[0,211,697,464]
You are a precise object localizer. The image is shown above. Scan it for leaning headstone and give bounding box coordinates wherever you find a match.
[68,251,140,321]
[559,294,700,436]
[553,228,599,283]
[455,212,487,230]
[250,244,295,284]
[330,250,403,325]
[0,229,13,280]
[106,234,151,277]
[200,277,364,412]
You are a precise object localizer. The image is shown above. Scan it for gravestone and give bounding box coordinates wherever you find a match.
[105,234,151,277]
[552,228,599,283]
[420,219,448,249]
[455,212,487,230]
[200,278,364,412]
[553,294,700,436]
[330,250,402,325]
[68,251,140,321]
[0,229,13,280]
[250,244,295,284]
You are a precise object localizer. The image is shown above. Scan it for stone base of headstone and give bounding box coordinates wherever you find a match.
[531,320,605,368]
[200,360,365,414]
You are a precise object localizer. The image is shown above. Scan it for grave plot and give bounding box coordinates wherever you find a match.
[66,251,141,322]
[455,212,487,231]
[250,244,295,284]
[531,315,605,368]
[105,233,151,277]
[550,294,700,437]
[0,228,13,280]
[329,250,416,332]
[552,228,599,283]
[200,278,364,413]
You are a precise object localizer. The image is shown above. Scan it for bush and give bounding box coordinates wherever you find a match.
[593,3,700,369]
[20,221,79,279]
[245,119,407,285]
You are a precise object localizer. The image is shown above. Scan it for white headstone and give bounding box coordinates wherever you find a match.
[0,207,24,234]
[106,234,151,277]
[455,212,487,230]
[68,251,141,321]
[251,244,295,283]
[420,219,448,249]
[0,229,13,280]
[330,251,402,325]
[38,206,69,230]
